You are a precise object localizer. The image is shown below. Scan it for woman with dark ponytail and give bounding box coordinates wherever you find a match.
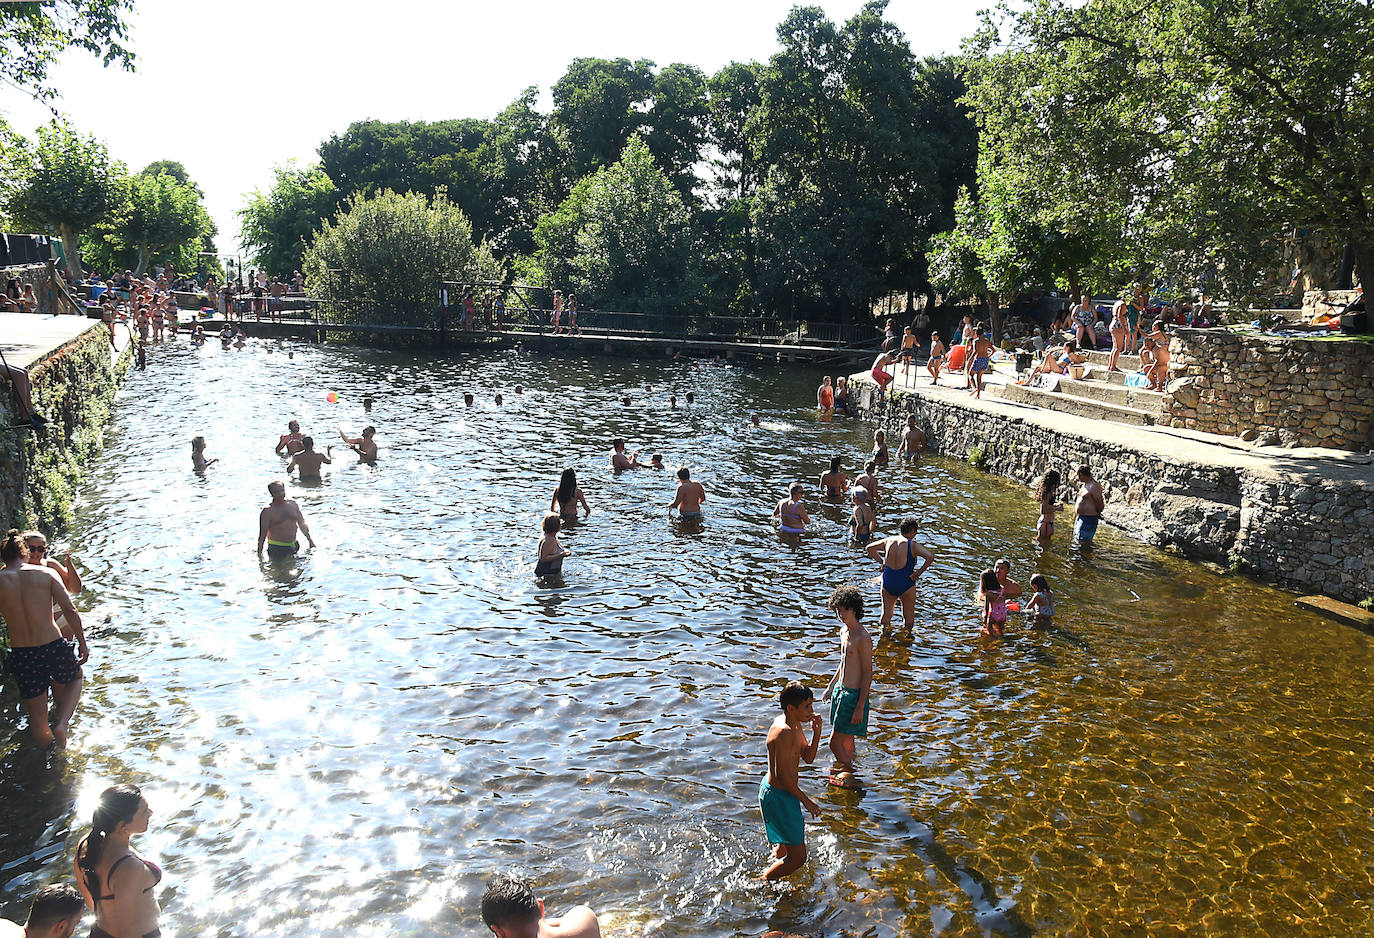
[73,784,162,938]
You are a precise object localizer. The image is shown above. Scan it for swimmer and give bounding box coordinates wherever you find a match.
[866,518,934,630]
[849,487,875,543]
[819,457,848,499]
[621,395,631,406]
[339,426,378,463]
[1026,573,1054,629]
[685,391,695,406]
[191,436,217,472]
[1035,469,1062,544]
[854,461,880,506]
[274,420,305,457]
[896,416,925,461]
[464,392,474,407]
[774,482,811,534]
[481,874,600,938]
[979,568,1007,637]
[749,413,760,427]
[993,558,1023,600]
[286,436,332,480]
[871,429,889,468]
[535,513,570,578]
[927,331,946,384]
[610,438,642,470]
[363,396,374,413]
[257,480,316,559]
[514,386,523,395]
[817,376,834,418]
[649,453,665,469]
[758,681,822,880]
[495,393,504,406]
[669,466,706,518]
[669,394,678,409]
[0,529,86,750]
[821,584,872,788]
[551,468,590,519]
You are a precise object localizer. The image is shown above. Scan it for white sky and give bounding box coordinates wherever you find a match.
[1,0,982,256]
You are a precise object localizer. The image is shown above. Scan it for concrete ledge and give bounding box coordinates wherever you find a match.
[992,383,1155,426]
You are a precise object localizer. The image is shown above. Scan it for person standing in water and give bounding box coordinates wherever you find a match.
[339,426,378,463]
[535,514,570,578]
[871,429,889,468]
[74,784,162,938]
[191,436,217,472]
[819,457,848,499]
[822,585,873,790]
[257,481,316,559]
[896,416,924,462]
[610,438,642,470]
[817,376,834,419]
[551,468,590,520]
[1035,469,1062,544]
[21,532,81,645]
[669,467,706,518]
[758,682,822,880]
[867,518,934,631]
[286,436,333,480]
[1074,465,1105,545]
[0,883,85,938]
[849,487,875,544]
[774,483,811,534]
[0,530,86,750]
[274,420,305,456]
[854,461,880,507]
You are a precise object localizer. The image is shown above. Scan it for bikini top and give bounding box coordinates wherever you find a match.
[97,854,162,903]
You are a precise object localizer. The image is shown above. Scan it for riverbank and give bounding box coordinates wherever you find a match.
[852,372,1374,607]
[0,312,132,531]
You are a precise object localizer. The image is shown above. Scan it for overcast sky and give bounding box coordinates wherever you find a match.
[1,0,982,257]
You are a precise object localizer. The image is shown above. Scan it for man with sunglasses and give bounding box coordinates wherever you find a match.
[22,532,82,639]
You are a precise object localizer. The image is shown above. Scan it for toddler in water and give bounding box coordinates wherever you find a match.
[191,436,217,471]
[535,514,570,578]
[1026,573,1054,629]
[979,568,1008,637]
[1035,470,1062,543]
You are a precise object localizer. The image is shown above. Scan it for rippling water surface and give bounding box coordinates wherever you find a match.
[2,341,1372,937]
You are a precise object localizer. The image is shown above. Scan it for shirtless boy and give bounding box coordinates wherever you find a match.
[854,461,880,507]
[867,518,935,630]
[256,481,317,559]
[926,331,946,385]
[969,331,994,398]
[669,467,706,518]
[822,585,873,789]
[481,874,600,938]
[274,420,305,456]
[759,682,822,880]
[896,416,925,462]
[286,436,332,480]
[339,426,378,463]
[898,326,918,380]
[0,530,86,750]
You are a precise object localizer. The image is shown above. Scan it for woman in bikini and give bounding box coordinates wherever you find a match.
[774,483,811,534]
[1108,299,1128,371]
[551,467,590,520]
[1034,469,1061,544]
[818,457,847,500]
[75,784,162,938]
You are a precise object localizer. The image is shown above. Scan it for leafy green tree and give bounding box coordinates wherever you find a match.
[116,171,212,276]
[527,174,594,292]
[551,58,655,180]
[478,88,566,259]
[6,122,125,275]
[570,135,694,311]
[706,61,765,202]
[643,63,709,200]
[963,0,1374,297]
[0,0,134,103]
[238,161,339,276]
[302,188,503,328]
[139,159,201,196]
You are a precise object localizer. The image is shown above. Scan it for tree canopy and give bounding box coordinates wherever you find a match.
[0,0,134,103]
[239,161,339,277]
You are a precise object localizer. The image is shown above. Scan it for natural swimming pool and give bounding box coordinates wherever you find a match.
[1,342,1371,936]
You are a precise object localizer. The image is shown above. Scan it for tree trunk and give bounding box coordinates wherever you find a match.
[1351,240,1373,297]
[905,290,914,315]
[919,279,936,313]
[59,226,83,277]
[1336,242,1356,290]
[134,245,151,278]
[985,291,1001,343]
[1067,270,1082,301]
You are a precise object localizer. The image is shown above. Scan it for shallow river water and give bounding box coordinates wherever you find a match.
[1,342,1372,937]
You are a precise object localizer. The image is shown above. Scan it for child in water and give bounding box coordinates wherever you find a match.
[535,514,570,578]
[191,436,217,471]
[1035,470,1062,543]
[979,568,1008,637]
[849,487,874,544]
[1026,573,1054,629]
[822,584,873,790]
[774,483,811,534]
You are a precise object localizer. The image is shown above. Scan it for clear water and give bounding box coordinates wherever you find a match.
[1,343,1371,937]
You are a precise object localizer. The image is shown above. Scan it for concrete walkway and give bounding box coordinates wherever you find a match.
[0,312,102,370]
[857,365,1374,485]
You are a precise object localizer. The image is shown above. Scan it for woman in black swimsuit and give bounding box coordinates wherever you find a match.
[551,467,590,520]
[75,784,163,938]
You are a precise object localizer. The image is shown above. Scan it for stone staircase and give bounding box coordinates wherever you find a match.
[988,350,1166,426]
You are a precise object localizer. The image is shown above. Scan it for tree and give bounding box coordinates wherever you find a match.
[139,159,201,196]
[963,0,1374,298]
[6,122,124,275]
[569,135,694,311]
[551,58,655,180]
[643,63,710,200]
[117,171,211,275]
[0,0,134,104]
[302,189,503,328]
[478,87,566,259]
[238,161,339,276]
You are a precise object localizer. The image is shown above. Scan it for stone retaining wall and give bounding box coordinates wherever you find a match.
[1162,329,1374,451]
[858,385,1374,606]
[0,325,130,533]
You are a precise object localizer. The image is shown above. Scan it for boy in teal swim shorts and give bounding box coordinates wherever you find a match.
[759,682,822,880]
[822,585,873,789]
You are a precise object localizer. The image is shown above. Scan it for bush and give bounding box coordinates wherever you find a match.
[303,188,503,328]
[966,445,988,470]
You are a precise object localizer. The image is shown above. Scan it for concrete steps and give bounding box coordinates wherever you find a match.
[1084,349,1142,371]
[1056,376,1165,410]
[990,382,1157,426]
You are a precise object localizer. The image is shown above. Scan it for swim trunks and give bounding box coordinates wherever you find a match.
[8,638,81,700]
[758,778,805,845]
[265,539,298,559]
[678,510,703,520]
[830,685,870,737]
[871,367,893,387]
[972,356,990,373]
[1074,514,1099,543]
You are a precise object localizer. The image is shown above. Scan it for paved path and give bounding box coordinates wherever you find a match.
[0,312,102,370]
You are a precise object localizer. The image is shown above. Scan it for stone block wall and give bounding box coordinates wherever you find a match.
[1162,328,1374,451]
[857,384,1374,605]
[1,263,57,315]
